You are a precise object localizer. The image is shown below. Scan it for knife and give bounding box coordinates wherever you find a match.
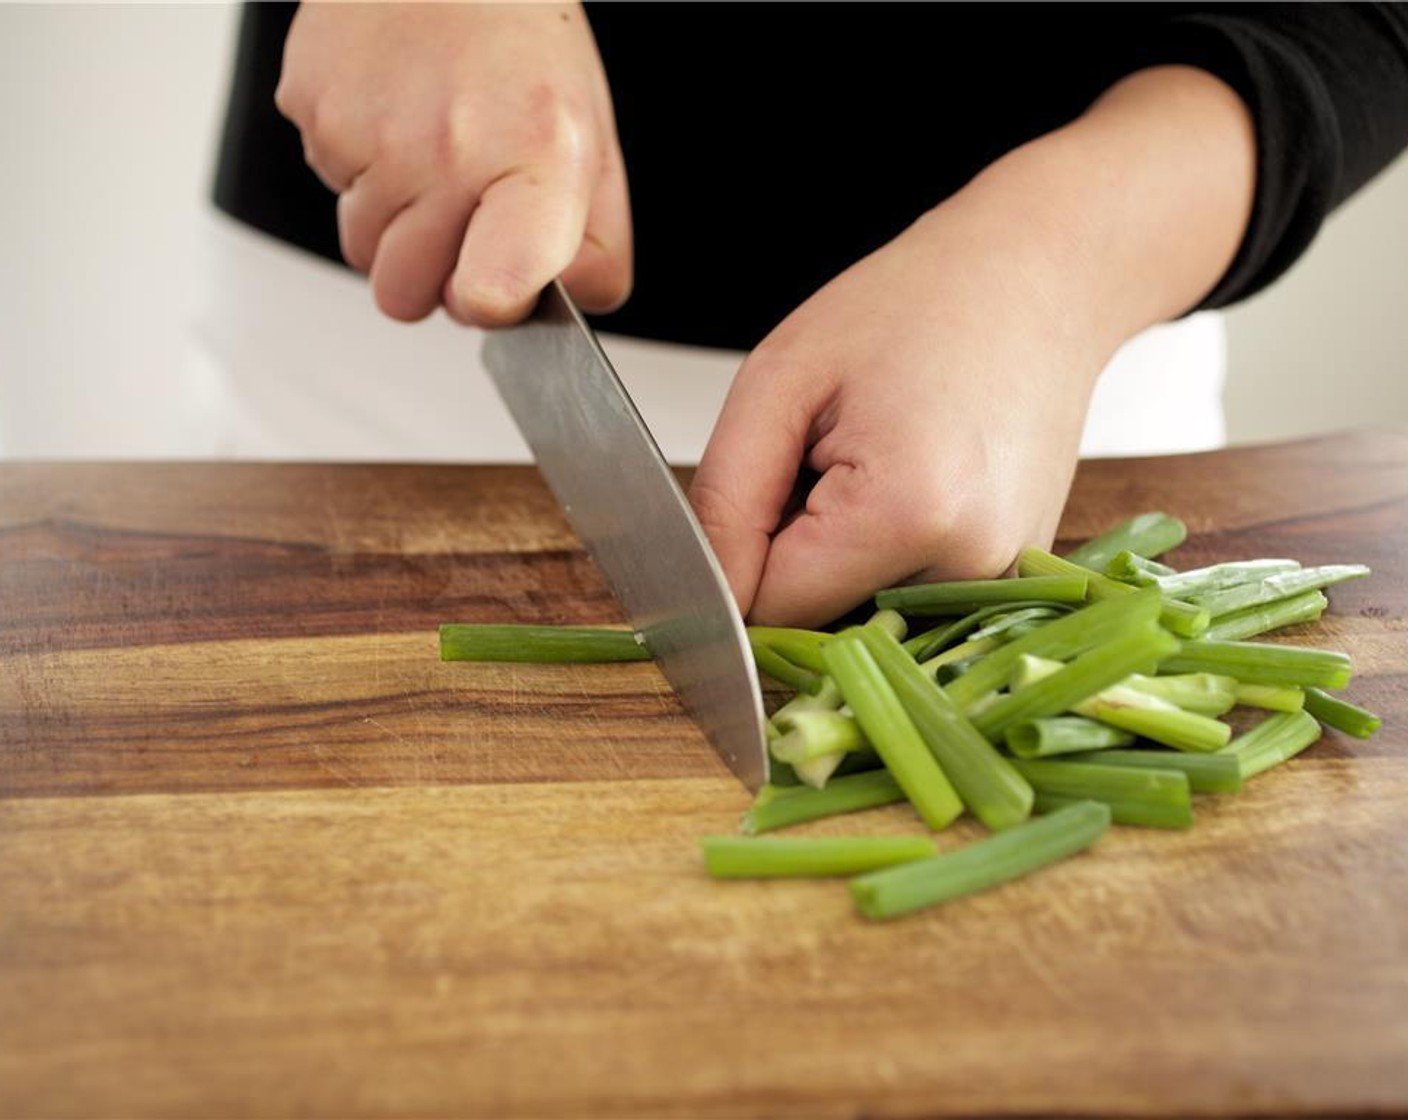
[482,281,769,790]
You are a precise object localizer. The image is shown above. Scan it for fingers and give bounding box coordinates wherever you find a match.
[443,155,594,328]
[368,190,473,322]
[689,352,832,618]
[560,151,633,313]
[336,166,410,273]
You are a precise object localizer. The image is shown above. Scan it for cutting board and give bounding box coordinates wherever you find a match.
[2,432,1406,1118]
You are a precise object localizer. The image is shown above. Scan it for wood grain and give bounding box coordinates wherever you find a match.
[2,430,1406,1118]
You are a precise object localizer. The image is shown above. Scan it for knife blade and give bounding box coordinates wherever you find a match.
[482,281,769,790]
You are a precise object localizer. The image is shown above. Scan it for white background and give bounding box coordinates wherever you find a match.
[1,3,1405,458]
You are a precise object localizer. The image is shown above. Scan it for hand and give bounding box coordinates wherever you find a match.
[690,66,1255,627]
[275,2,631,325]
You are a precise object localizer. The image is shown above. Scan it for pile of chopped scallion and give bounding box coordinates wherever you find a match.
[440,512,1379,921]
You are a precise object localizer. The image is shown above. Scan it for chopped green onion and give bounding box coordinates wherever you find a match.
[1161,640,1352,690]
[1221,710,1322,779]
[438,623,649,662]
[876,575,1088,615]
[770,711,867,764]
[1203,589,1327,641]
[1066,748,1243,794]
[919,635,1002,675]
[1010,757,1190,805]
[746,626,831,672]
[867,609,909,641]
[702,835,938,878]
[1233,683,1306,712]
[750,640,823,694]
[1117,557,1303,600]
[902,600,1074,661]
[1005,717,1136,757]
[1190,564,1370,618]
[944,587,1163,710]
[1303,687,1381,739]
[1120,672,1238,716]
[821,634,964,831]
[1104,551,1177,585]
[1032,791,1193,830]
[741,770,905,835]
[1018,547,1209,638]
[858,624,1034,831]
[970,624,1181,741]
[850,801,1111,921]
[1065,511,1187,572]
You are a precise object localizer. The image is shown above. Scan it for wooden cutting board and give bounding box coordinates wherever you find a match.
[2,432,1406,1118]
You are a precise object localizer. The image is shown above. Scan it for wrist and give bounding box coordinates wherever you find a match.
[918,65,1255,352]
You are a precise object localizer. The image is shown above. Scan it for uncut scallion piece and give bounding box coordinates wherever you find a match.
[702,835,938,878]
[1221,710,1322,779]
[944,587,1163,710]
[1067,748,1243,794]
[1303,687,1382,739]
[902,600,1074,661]
[1203,589,1327,641]
[821,634,964,831]
[1032,791,1193,830]
[1190,564,1369,618]
[1065,511,1187,573]
[858,624,1034,831]
[742,769,905,834]
[1010,655,1231,753]
[970,624,1181,742]
[1018,547,1209,638]
[1234,683,1305,712]
[850,801,1111,921]
[1161,640,1352,690]
[1005,717,1135,758]
[438,623,649,663]
[875,575,1088,616]
[1110,554,1302,599]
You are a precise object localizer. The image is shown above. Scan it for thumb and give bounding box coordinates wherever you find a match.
[688,352,828,619]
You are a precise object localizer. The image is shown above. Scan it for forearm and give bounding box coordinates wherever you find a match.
[918,65,1256,356]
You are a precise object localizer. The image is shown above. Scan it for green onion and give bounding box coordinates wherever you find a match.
[1221,710,1322,779]
[702,835,938,878]
[770,711,867,764]
[1066,748,1243,794]
[821,634,964,830]
[1010,655,1231,753]
[875,575,1088,615]
[1032,791,1193,830]
[944,587,1164,710]
[902,601,1074,661]
[867,609,909,641]
[850,801,1111,921]
[858,624,1034,831]
[1203,589,1327,641]
[1010,757,1190,804]
[1018,547,1209,638]
[970,624,1181,741]
[1117,556,1302,600]
[1161,640,1352,690]
[741,770,905,835]
[770,676,843,722]
[1104,551,1177,586]
[1233,683,1306,712]
[919,635,1002,676]
[438,623,649,662]
[750,640,823,694]
[1120,672,1238,716]
[1191,564,1370,618]
[1065,511,1187,572]
[1303,687,1382,739]
[1005,717,1136,757]
[746,626,831,672]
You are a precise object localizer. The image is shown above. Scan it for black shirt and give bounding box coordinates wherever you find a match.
[214,3,1408,352]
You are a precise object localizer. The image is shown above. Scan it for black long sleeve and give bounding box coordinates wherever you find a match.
[214,3,1408,351]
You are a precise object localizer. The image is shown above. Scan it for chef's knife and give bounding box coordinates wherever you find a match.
[482,281,769,790]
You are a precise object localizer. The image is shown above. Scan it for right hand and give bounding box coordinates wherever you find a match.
[275,1,632,326]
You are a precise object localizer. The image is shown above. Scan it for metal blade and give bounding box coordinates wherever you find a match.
[482,281,769,790]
